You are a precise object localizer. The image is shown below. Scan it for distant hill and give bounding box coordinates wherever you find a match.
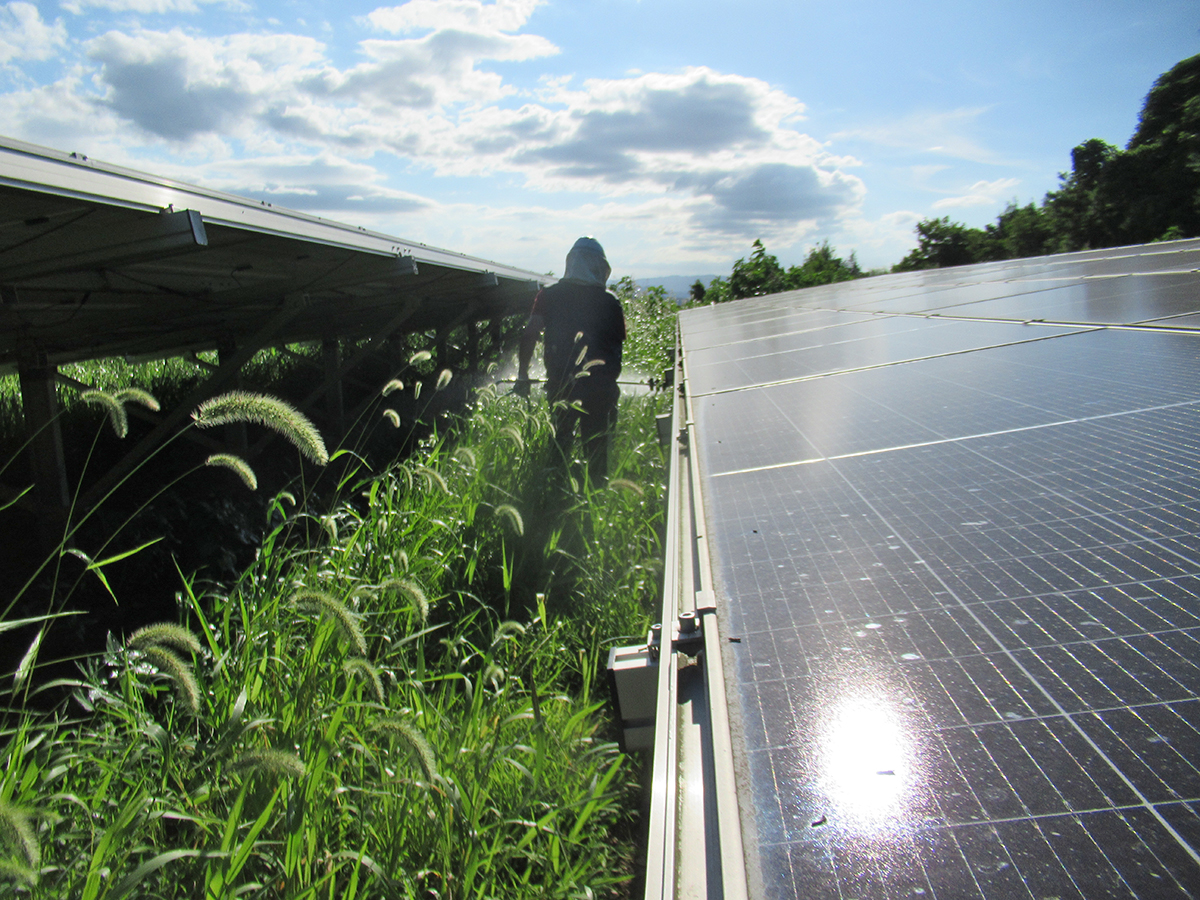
[624,274,722,299]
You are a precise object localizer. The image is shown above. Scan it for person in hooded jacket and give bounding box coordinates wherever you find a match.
[516,237,626,483]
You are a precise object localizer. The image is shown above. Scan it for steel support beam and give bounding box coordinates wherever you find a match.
[17,347,69,534]
[0,209,207,282]
[80,297,309,510]
[644,328,749,900]
[217,338,248,452]
[322,337,345,438]
[340,300,479,431]
[466,321,479,374]
[250,298,423,457]
[55,371,226,454]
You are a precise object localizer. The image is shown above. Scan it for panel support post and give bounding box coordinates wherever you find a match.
[217,337,248,453]
[80,296,309,511]
[466,320,479,375]
[322,337,345,438]
[17,347,69,539]
[435,333,448,371]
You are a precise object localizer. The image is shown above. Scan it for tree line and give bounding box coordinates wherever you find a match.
[895,53,1200,271]
[693,53,1200,301]
[691,239,865,303]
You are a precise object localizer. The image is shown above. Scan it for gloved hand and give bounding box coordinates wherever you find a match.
[512,378,532,398]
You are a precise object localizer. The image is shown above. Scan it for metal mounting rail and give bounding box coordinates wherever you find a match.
[643,329,748,900]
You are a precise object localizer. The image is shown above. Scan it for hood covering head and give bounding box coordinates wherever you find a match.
[562,237,611,287]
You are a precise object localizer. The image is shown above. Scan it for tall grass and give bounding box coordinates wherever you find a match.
[0,373,669,896]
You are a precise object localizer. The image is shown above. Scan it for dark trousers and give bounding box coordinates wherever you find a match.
[549,377,620,483]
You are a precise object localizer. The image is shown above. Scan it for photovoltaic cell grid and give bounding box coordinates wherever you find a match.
[678,244,1200,899]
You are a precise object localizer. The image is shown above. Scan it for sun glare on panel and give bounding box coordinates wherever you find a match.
[819,695,910,827]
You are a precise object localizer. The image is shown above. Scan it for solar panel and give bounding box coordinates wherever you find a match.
[679,243,1200,898]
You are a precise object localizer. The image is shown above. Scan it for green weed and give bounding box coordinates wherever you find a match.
[0,313,675,897]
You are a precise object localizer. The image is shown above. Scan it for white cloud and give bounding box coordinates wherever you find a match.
[832,209,924,270]
[1,8,864,251]
[932,177,1020,209]
[67,21,862,242]
[87,29,328,142]
[62,0,241,13]
[323,27,558,108]
[367,0,544,35]
[484,68,861,237]
[186,153,435,216]
[834,107,1001,164]
[79,22,556,151]
[0,2,65,64]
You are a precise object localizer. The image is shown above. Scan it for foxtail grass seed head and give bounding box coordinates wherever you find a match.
[453,446,477,468]
[81,390,128,439]
[114,387,161,412]
[372,718,437,781]
[0,858,37,886]
[343,658,385,702]
[13,628,43,691]
[321,515,339,543]
[491,620,527,646]
[128,623,204,656]
[498,425,524,451]
[291,589,368,657]
[382,578,428,621]
[141,646,201,715]
[382,408,401,428]
[192,391,328,465]
[0,798,39,872]
[205,453,258,490]
[608,478,644,497]
[493,504,524,536]
[416,465,448,494]
[412,381,422,400]
[408,350,432,365]
[381,379,404,396]
[582,358,606,371]
[233,749,306,780]
[435,369,453,391]
[483,663,505,688]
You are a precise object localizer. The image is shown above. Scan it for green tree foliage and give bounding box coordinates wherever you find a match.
[689,279,707,303]
[893,217,985,271]
[611,275,677,374]
[982,202,1058,260]
[704,276,732,303]
[725,239,864,299]
[895,53,1200,271]
[1043,138,1121,250]
[895,205,1058,271]
[786,241,863,288]
[1111,53,1200,243]
[729,239,788,299]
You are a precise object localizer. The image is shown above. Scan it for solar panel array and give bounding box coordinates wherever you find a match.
[678,241,1200,899]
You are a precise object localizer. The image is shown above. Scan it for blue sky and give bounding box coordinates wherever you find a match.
[0,0,1195,278]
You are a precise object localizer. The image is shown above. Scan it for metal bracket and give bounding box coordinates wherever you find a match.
[0,208,207,282]
[647,611,708,660]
